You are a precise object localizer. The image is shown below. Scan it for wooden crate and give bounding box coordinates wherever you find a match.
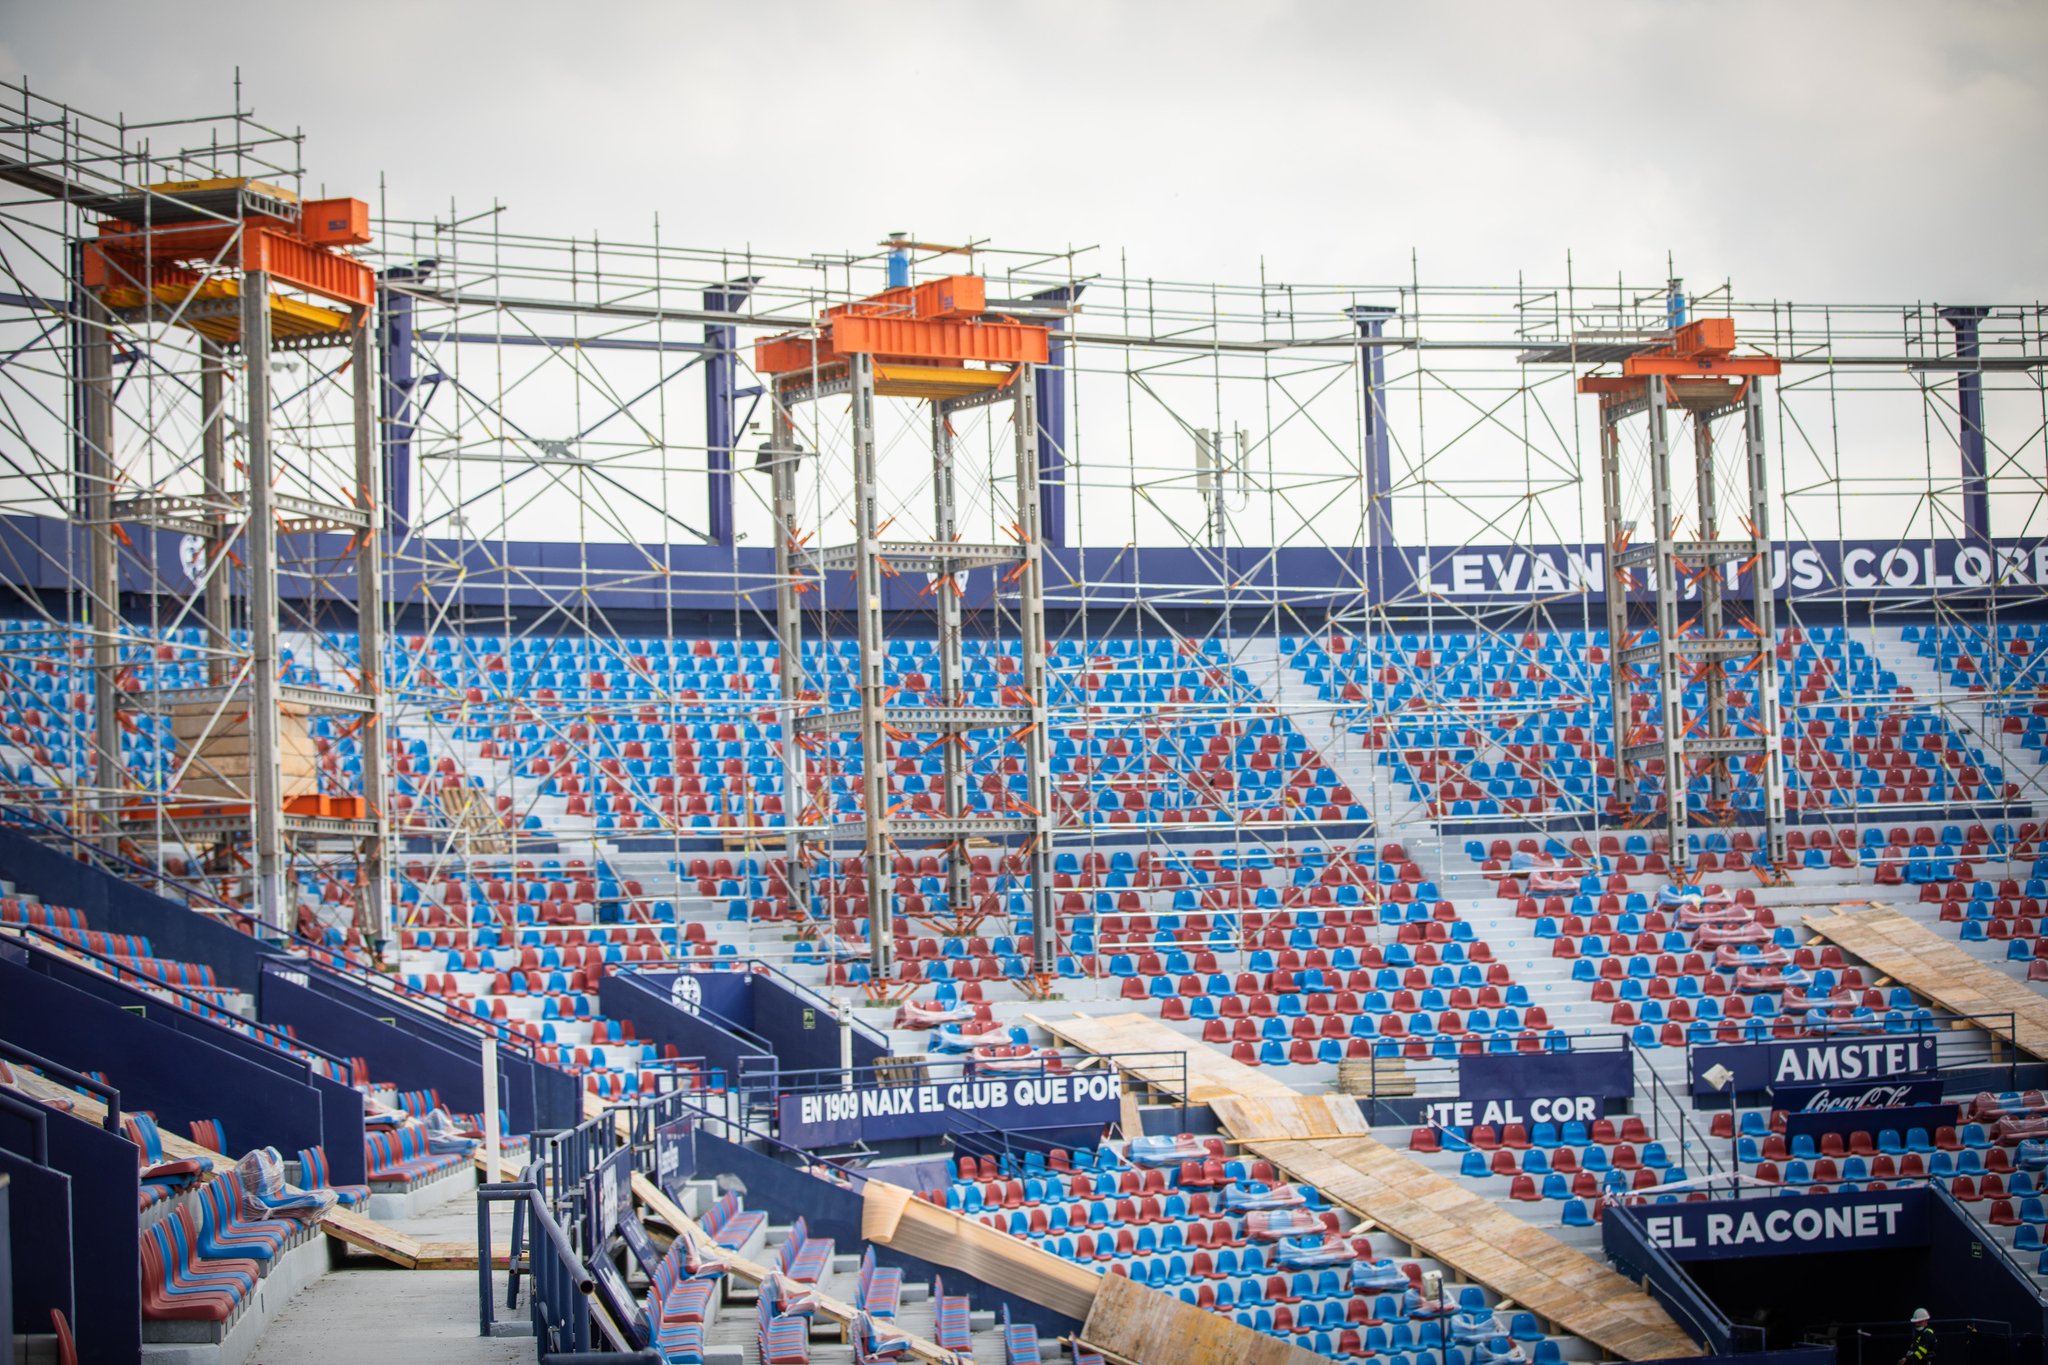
[166,699,319,802]
[1335,1056,1415,1097]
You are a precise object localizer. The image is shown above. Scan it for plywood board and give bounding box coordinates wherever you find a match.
[1210,1094,1370,1142]
[1805,905,2048,1059]
[1081,1271,1328,1365]
[862,1179,1104,1324]
[1021,1024,1698,1361]
[1025,1011,1298,1103]
[321,1204,422,1267]
[1251,1136,1699,1360]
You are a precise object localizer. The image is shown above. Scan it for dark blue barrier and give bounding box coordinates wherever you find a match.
[1925,1186,2048,1352]
[1423,1045,1634,1128]
[654,1117,695,1197]
[0,1150,69,1339]
[1635,1187,1932,1262]
[14,941,368,1183]
[690,1126,1081,1338]
[1772,1078,1945,1113]
[750,970,887,1073]
[283,958,576,1131]
[261,962,487,1113]
[0,1173,11,1352]
[599,971,772,1090]
[1782,1103,1959,1145]
[309,1070,370,1186]
[0,820,273,991]
[779,1069,1123,1149]
[0,957,324,1161]
[18,512,2048,614]
[1603,1201,1753,1353]
[31,1101,139,1361]
[1690,1036,1938,1098]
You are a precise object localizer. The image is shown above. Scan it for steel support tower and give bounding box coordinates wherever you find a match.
[1585,319,1787,872]
[757,276,1057,979]
[78,177,390,941]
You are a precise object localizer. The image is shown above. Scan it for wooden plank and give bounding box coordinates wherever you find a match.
[1032,1017,1700,1361]
[862,1179,1105,1324]
[1081,1271,1327,1365]
[1257,1136,1699,1361]
[1025,1011,1298,1103]
[1805,905,2048,1059]
[321,1204,421,1268]
[1210,1094,1370,1142]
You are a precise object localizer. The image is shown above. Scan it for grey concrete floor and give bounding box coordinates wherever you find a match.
[248,1188,530,1364]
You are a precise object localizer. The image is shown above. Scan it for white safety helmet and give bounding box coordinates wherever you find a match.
[1911,1308,1931,1325]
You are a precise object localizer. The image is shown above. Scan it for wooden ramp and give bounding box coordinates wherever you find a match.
[1805,904,2048,1059]
[1083,1270,1329,1365]
[860,1179,1328,1365]
[1034,1013,1702,1361]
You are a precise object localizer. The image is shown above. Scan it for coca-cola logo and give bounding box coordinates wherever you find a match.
[1797,1084,1915,1112]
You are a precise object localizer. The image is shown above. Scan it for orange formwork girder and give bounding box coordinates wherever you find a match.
[832,314,1047,365]
[825,274,986,323]
[83,200,374,310]
[754,273,1049,378]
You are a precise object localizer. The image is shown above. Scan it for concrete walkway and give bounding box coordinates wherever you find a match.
[247,1189,529,1365]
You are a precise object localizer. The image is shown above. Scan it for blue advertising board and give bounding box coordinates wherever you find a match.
[1782,1102,1959,1146]
[16,509,2047,615]
[584,1144,633,1244]
[655,1117,695,1199]
[1690,1035,1936,1097]
[1637,1187,1931,1262]
[1424,1049,1635,1129]
[779,1071,1124,1149]
[1771,1077,1946,1114]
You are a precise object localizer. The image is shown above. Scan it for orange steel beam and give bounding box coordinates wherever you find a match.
[756,274,1049,377]
[825,275,986,323]
[832,314,1047,365]
[1577,316,1781,394]
[83,200,374,309]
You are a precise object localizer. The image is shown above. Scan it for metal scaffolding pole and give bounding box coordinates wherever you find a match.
[1645,381,1688,867]
[77,287,121,846]
[199,339,232,683]
[1010,364,1057,973]
[1695,408,1731,810]
[848,352,895,978]
[768,417,813,917]
[352,308,390,946]
[930,402,972,918]
[241,272,286,931]
[1599,412,1633,814]
[1745,381,1789,864]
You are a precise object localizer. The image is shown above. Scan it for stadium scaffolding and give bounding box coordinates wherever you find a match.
[5,75,2048,950]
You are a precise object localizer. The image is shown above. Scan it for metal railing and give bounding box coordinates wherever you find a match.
[477,1160,593,1352]
[3,919,353,1080]
[0,1038,119,1131]
[0,804,560,1069]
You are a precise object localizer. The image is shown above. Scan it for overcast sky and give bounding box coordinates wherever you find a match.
[6,0,2047,305]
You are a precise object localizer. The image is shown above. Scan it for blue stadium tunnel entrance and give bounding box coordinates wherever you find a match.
[1606,1186,2048,1361]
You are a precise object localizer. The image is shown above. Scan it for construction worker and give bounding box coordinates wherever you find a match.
[1900,1308,1936,1364]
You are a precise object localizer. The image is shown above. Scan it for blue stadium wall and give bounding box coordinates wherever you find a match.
[7,516,2048,628]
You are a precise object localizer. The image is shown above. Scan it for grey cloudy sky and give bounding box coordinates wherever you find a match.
[6,0,2047,304]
